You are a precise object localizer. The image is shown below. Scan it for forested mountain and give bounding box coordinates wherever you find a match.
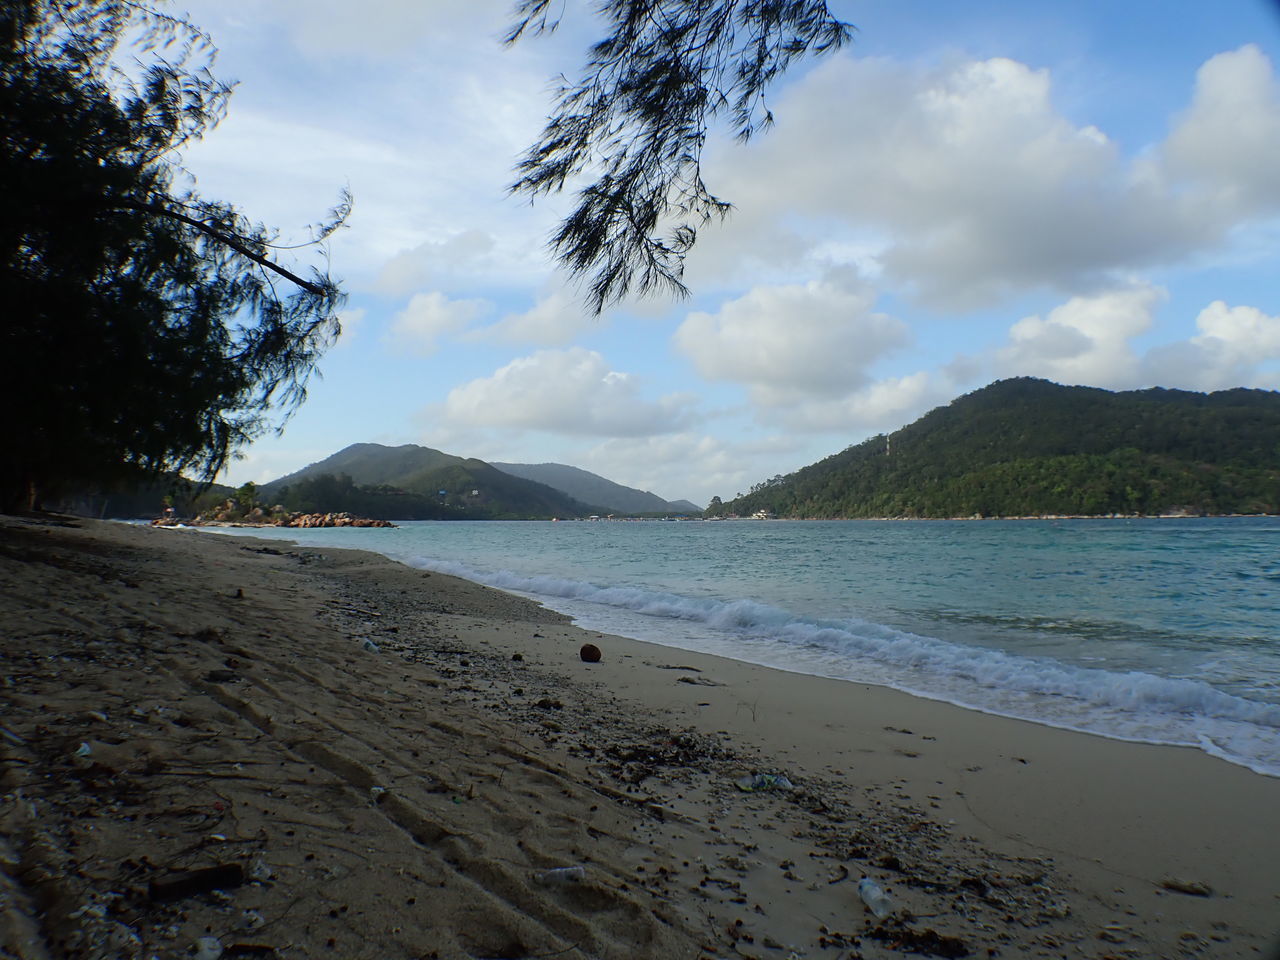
[707,379,1280,519]
[259,444,600,520]
[491,462,700,514]
[261,444,461,492]
[70,443,702,521]
[667,500,704,513]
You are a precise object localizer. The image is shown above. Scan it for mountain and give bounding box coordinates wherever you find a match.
[261,443,465,491]
[707,378,1280,519]
[491,462,701,514]
[666,499,704,514]
[260,443,599,520]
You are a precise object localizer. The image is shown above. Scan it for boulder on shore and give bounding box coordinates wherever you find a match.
[152,510,394,528]
[285,512,394,528]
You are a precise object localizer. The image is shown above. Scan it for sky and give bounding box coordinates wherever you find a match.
[174,0,1280,507]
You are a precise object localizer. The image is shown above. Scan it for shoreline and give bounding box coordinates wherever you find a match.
[3,517,1278,959]
[709,513,1279,521]
[158,512,1279,525]
[191,519,1280,781]
[479,585,1280,782]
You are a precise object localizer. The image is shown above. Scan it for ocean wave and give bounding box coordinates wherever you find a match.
[405,553,1280,775]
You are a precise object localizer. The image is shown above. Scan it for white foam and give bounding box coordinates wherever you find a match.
[403,553,1280,777]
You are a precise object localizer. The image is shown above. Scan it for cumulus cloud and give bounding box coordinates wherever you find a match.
[1141,301,1280,391]
[728,370,956,439]
[388,292,489,354]
[991,288,1280,392]
[470,289,599,345]
[997,286,1164,388]
[439,348,696,437]
[705,46,1280,307]
[673,271,908,404]
[1162,44,1280,214]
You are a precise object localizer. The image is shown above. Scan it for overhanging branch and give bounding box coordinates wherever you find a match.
[115,198,329,296]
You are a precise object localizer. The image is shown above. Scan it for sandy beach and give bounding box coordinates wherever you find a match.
[1,516,1277,960]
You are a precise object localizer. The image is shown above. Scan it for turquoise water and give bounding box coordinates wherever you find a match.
[203,518,1280,776]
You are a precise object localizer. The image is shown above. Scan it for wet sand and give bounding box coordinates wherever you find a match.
[2,516,1277,959]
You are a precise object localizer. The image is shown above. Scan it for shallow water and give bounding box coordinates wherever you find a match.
[205,517,1280,776]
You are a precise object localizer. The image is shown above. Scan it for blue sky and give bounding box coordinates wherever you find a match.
[176,1,1280,506]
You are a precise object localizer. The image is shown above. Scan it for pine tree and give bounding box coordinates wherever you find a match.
[0,1,347,512]
[508,0,851,312]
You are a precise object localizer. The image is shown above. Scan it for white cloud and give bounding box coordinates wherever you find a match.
[377,230,497,297]
[388,292,489,354]
[439,348,696,437]
[583,431,818,507]
[470,289,599,345]
[704,47,1280,307]
[674,272,908,403]
[179,109,410,271]
[178,1,573,298]
[746,371,955,436]
[1141,301,1280,391]
[582,434,738,506]
[1194,300,1280,352]
[998,286,1163,388]
[220,444,337,490]
[990,289,1280,392]
[1162,45,1280,214]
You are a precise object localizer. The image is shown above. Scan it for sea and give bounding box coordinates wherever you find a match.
[201,517,1280,777]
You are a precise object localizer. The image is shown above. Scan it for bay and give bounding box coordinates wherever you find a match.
[204,517,1280,776]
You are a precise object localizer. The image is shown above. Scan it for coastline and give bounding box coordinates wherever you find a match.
[2,517,1277,959]
[707,512,1279,521]
[174,512,1277,523]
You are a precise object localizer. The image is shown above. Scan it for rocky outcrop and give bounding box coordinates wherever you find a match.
[284,512,394,528]
[152,505,394,528]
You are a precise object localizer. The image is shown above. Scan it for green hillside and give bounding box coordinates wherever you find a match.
[261,444,601,520]
[262,443,465,491]
[707,379,1280,519]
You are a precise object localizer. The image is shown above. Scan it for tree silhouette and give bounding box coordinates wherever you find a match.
[508,0,852,312]
[0,0,347,512]
[1,0,850,513]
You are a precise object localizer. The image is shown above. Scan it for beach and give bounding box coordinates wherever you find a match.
[1,516,1277,959]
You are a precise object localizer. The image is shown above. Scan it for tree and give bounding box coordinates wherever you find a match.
[235,481,259,516]
[0,0,347,513]
[2,1,848,514]
[508,0,852,312]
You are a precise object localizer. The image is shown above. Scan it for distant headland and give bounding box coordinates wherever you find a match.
[705,378,1279,520]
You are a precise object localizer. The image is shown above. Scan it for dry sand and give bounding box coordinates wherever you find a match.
[1,515,1277,960]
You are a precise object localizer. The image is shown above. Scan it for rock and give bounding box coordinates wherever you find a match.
[1161,877,1213,897]
[580,643,602,663]
[284,512,394,528]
